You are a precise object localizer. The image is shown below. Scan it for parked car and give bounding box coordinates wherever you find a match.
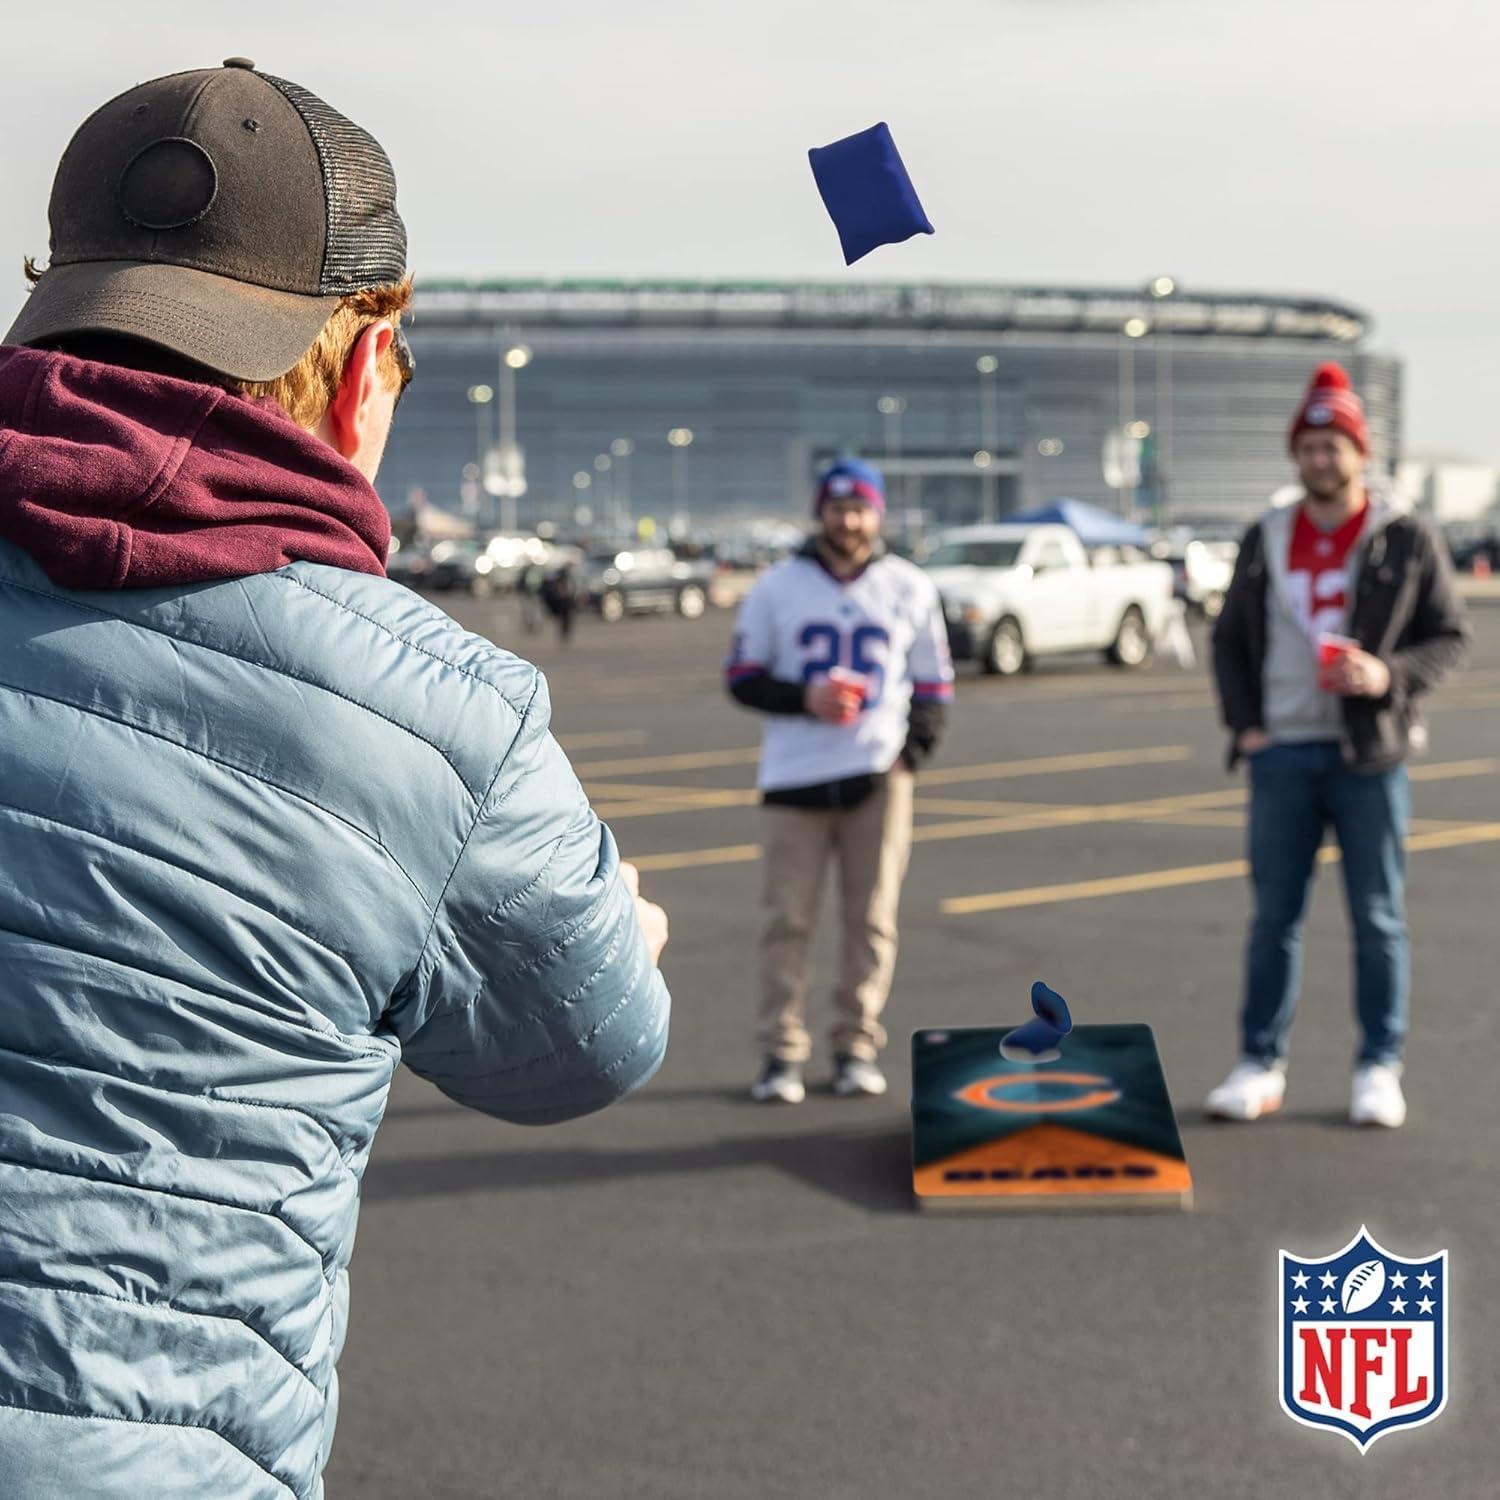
[1446,529,1499,573]
[479,533,559,590]
[922,523,1175,676]
[385,538,435,591]
[424,539,501,595]
[581,547,715,622]
[1156,537,1237,618]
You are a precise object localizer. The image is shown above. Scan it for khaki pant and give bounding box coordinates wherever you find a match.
[758,768,914,1064]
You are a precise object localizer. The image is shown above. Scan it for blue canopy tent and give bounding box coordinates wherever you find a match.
[1010,499,1148,548]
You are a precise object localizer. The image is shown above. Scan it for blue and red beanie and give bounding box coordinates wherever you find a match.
[815,458,886,515]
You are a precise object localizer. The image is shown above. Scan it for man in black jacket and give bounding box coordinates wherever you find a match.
[1207,364,1469,1128]
[724,459,952,1102]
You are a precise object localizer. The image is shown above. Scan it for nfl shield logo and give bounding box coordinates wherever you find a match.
[1279,1226,1448,1451]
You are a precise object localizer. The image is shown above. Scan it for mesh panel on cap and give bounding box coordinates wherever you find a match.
[260,72,407,294]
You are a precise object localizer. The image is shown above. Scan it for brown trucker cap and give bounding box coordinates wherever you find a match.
[6,58,407,382]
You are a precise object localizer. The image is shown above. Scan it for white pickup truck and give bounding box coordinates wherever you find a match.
[921,523,1176,676]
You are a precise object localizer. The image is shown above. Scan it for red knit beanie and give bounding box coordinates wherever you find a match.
[1289,362,1368,454]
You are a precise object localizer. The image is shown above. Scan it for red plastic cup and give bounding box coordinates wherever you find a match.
[826,666,868,722]
[1318,632,1357,692]
[1318,632,1357,667]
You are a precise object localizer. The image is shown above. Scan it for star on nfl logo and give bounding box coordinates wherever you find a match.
[1279,1227,1448,1451]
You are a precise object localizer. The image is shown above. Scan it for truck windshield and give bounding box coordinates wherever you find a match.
[923,540,1025,569]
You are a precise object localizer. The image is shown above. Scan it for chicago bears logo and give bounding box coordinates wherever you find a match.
[1279,1227,1447,1451]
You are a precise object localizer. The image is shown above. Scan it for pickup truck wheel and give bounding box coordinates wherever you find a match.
[599,589,626,623]
[676,583,707,619]
[1107,606,1151,668]
[984,617,1027,677]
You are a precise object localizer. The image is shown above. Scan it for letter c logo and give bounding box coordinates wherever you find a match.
[955,1072,1121,1114]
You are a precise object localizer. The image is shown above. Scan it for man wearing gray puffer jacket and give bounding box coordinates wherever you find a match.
[0,62,669,1499]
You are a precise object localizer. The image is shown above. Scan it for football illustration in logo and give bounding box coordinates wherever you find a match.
[1341,1260,1387,1315]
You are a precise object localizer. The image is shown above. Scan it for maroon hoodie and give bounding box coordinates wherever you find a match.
[0,345,390,590]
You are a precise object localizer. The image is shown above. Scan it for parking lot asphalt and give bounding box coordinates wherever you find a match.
[327,594,1500,1500]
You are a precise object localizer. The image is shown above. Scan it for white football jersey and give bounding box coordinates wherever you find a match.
[726,549,954,792]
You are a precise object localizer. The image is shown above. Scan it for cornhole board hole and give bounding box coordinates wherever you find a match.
[912,1024,1193,1212]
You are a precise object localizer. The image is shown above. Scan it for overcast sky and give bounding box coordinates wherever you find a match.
[5,0,1498,460]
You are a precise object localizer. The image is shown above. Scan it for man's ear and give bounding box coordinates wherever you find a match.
[321,322,395,459]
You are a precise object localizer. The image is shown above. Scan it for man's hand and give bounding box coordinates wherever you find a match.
[620,861,669,966]
[1236,727,1273,756]
[1323,648,1392,698]
[804,676,863,724]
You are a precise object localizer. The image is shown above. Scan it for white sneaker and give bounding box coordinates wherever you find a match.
[1350,1064,1406,1128]
[750,1057,805,1104]
[832,1055,888,1098]
[1204,1060,1286,1121]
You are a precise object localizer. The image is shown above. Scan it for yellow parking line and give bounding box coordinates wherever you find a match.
[917,745,1193,787]
[631,843,763,873]
[1135,812,1246,829]
[624,784,1236,871]
[912,797,1074,817]
[557,730,649,751]
[909,788,1243,844]
[619,758,1498,868]
[585,781,750,801]
[1408,758,1498,781]
[942,822,1500,914]
[581,742,1192,784]
[985,675,1215,702]
[944,858,1254,914]
[572,747,763,778]
[585,745,1195,821]
[1404,821,1500,852]
[596,790,759,819]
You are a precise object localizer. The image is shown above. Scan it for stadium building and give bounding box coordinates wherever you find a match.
[384,279,1400,534]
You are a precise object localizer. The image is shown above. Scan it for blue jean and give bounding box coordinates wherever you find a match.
[1240,740,1410,1067]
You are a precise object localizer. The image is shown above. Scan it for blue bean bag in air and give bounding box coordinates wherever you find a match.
[808,121,934,265]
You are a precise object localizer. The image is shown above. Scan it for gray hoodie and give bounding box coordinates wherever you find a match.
[1260,490,1405,744]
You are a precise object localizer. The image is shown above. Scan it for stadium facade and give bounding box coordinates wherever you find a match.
[383,279,1401,533]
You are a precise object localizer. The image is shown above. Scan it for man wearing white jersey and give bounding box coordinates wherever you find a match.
[726,459,953,1102]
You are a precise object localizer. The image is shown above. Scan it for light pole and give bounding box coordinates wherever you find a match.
[877,394,906,508]
[1148,276,1177,528]
[973,448,994,525]
[459,460,481,521]
[497,341,532,534]
[667,427,694,531]
[571,470,593,532]
[610,437,634,530]
[593,453,614,536]
[466,384,493,521]
[1120,318,1149,518]
[976,355,999,522]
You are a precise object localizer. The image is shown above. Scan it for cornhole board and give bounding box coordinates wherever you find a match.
[912,1024,1193,1212]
